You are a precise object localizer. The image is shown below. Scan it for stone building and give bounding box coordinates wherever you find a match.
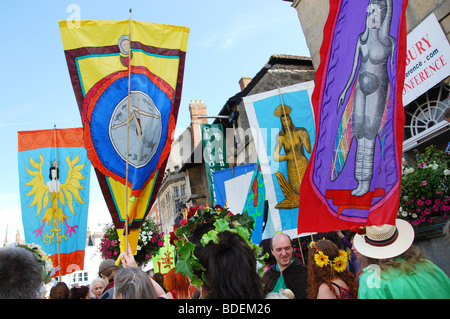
[156,101,208,233]
[178,54,316,214]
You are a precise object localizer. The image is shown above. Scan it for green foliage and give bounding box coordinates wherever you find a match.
[171,205,264,288]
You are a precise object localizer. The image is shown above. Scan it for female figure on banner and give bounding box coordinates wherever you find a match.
[273,104,311,208]
[335,0,395,196]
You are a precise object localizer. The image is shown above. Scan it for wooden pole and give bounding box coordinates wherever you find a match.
[124,8,132,251]
[53,124,61,281]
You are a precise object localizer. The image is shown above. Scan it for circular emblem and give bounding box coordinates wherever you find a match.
[82,66,173,190]
[109,91,162,168]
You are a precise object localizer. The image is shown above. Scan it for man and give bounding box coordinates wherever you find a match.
[0,246,43,299]
[262,233,308,299]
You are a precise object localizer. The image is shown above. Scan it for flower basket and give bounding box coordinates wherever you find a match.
[398,145,450,229]
[99,217,165,267]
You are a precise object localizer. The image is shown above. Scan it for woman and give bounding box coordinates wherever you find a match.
[307,239,358,299]
[198,230,265,299]
[98,259,118,299]
[162,268,195,299]
[354,219,450,299]
[113,267,159,299]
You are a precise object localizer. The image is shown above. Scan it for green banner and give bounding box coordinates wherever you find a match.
[201,124,228,206]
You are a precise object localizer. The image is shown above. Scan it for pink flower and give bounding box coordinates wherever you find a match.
[424,208,430,215]
[435,199,441,205]
[421,181,427,186]
[417,200,424,206]
[179,218,187,226]
[425,199,432,205]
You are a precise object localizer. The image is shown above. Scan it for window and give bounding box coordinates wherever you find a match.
[180,184,186,196]
[174,186,180,198]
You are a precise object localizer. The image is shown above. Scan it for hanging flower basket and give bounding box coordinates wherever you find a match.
[99,217,165,267]
[398,145,450,229]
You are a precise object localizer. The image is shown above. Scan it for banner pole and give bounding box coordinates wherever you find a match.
[124,8,132,253]
[53,124,62,281]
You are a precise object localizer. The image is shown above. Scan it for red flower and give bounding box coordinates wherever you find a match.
[350,226,366,235]
[187,205,199,219]
[180,218,187,226]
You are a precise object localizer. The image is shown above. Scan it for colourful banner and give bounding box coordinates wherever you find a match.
[298,0,407,233]
[18,128,91,276]
[59,20,189,256]
[201,124,228,206]
[152,234,175,275]
[212,163,256,208]
[241,161,267,244]
[243,82,316,238]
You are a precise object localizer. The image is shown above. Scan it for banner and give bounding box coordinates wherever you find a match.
[243,82,316,238]
[212,163,256,208]
[152,234,175,275]
[59,20,189,256]
[298,0,408,233]
[241,161,267,244]
[201,124,228,206]
[18,128,91,276]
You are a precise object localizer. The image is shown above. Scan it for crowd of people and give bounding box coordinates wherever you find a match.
[0,218,449,299]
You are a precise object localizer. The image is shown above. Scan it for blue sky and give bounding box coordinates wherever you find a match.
[0,0,310,243]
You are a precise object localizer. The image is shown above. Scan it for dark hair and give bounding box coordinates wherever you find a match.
[50,282,70,299]
[259,238,276,266]
[0,246,43,299]
[152,272,167,292]
[49,166,60,180]
[198,231,264,299]
[69,285,89,299]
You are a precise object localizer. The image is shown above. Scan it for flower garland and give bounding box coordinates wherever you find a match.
[399,145,450,227]
[311,241,348,273]
[99,217,165,267]
[170,204,266,288]
[10,242,55,284]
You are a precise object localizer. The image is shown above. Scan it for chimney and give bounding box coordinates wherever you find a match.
[239,76,252,91]
[189,100,208,150]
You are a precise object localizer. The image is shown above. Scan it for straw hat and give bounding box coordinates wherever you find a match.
[353,219,415,259]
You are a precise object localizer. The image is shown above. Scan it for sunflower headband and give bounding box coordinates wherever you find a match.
[310,241,348,273]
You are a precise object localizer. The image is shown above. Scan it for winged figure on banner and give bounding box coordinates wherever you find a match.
[24,153,86,244]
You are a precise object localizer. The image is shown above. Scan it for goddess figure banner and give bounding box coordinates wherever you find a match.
[243,82,316,239]
[298,0,408,233]
[18,128,91,276]
[59,20,189,255]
